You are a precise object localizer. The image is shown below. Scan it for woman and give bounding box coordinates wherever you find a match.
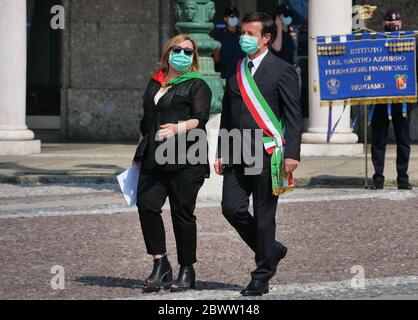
[132,34,212,292]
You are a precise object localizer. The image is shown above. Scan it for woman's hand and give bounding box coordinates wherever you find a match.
[214,158,224,175]
[158,123,178,139]
[158,120,198,139]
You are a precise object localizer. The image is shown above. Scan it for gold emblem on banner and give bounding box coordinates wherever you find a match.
[387,40,415,53]
[317,44,347,56]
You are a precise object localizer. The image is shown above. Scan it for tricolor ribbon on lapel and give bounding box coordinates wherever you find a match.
[236,58,294,196]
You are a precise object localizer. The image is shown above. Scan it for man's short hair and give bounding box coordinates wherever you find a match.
[242,12,276,44]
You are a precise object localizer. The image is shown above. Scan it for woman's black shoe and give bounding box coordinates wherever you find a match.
[143,255,173,292]
[170,265,196,292]
[370,183,384,190]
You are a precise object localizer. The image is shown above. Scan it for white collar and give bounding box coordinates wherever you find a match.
[247,49,269,70]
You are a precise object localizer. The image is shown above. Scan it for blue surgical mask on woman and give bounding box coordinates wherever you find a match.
[228,16,239,27]
[282,16,292,26]
[169,50,193,72]
[239,35,259,55]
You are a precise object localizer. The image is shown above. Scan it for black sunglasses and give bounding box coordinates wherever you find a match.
[171,46,194,56]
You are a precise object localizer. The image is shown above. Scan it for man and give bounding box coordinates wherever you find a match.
[213,6,245,79]
[370,9,413,191]
[214,12,302,296]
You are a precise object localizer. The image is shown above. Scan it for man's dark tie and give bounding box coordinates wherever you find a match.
[248,61,254,74]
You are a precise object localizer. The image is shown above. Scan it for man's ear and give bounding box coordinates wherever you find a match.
[263,33,272,46]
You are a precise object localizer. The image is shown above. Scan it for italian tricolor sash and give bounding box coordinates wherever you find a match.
[236,58,294,196]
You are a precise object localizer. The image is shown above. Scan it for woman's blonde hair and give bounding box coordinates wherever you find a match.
[160,34,200,73]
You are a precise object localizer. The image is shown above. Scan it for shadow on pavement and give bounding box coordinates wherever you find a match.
[307,175,371,187]
[75,276,146,289]
[194,281,242,291]
[0,162,125,175]
[0,162,125,189]
[75,276,242,292]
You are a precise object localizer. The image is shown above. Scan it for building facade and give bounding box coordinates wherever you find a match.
[1,0,417,156]
[27,0,295,142]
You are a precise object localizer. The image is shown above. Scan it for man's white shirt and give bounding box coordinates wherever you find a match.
[247,49,269,76]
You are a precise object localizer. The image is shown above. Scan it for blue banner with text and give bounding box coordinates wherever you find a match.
[317,32,417,106]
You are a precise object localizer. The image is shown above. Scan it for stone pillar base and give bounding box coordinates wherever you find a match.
[301,143,364,157]
[302,131,359,144]
[0,128,35,141]
[302,131,363,156]
[0,140,41,156]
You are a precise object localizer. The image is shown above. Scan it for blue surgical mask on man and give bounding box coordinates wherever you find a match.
[282,16,292,26]
[239,35,259,55]
[169,50,193,72]
[228,16,239,27]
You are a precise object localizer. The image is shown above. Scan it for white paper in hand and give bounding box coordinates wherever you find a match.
[117,166,140,207]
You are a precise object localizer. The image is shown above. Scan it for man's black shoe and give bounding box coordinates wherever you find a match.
[272,243,288,269]
[240,279,269,296]
[398,182,413,190]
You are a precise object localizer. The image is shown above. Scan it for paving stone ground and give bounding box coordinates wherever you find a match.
[0,184,417,300]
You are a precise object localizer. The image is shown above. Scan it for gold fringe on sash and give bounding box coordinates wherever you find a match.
[272,185,295,196]
[321,96,417,107]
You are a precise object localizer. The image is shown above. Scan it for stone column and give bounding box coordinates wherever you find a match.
[0,0,40,155]
[301,0,363,156]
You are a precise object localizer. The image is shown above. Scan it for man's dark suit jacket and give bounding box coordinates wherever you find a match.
[218,49,303,167]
